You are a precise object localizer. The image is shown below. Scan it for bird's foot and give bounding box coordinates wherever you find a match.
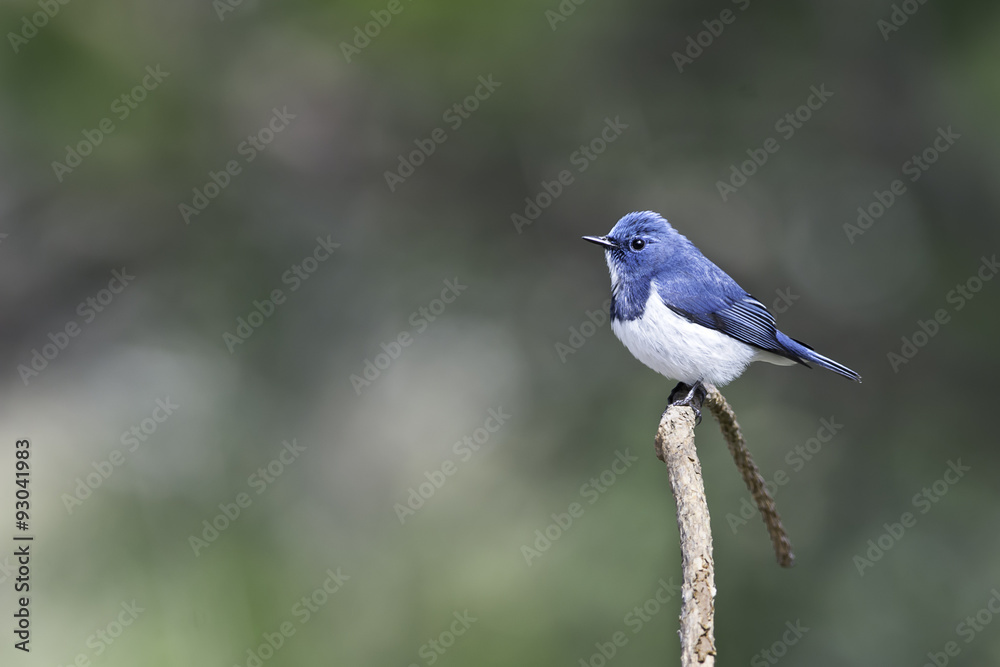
[667,381,708,425]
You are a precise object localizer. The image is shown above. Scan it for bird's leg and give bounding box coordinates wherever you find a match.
[667,381,708,425]
[668,382,690,405]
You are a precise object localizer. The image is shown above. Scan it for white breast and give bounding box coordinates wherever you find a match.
[611,282,765,386]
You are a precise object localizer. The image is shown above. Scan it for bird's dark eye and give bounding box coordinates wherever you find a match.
[630,238,646,251]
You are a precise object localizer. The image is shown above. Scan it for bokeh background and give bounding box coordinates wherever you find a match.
[1,0,999,665]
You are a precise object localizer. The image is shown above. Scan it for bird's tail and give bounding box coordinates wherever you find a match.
[776,331,862,383]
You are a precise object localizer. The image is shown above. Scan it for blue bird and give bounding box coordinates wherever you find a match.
[584,211,860,417]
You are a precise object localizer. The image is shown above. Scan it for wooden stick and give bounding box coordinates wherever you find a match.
[655,404,717,666]
[704,384,795,568]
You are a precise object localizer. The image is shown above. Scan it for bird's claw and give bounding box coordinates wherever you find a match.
[667,381,707,425]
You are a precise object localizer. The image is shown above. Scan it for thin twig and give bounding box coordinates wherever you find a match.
[703,384,795,568]
[655,404,717,666]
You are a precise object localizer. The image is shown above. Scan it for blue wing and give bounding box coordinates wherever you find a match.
[647,239,861,381]
[652,258,806,364]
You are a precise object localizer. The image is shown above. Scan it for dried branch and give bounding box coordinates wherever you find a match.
[703,385,794,568]
[655,404,717,666]
[655,385,795,666]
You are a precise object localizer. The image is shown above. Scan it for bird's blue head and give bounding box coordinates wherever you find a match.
[583,211,686,297]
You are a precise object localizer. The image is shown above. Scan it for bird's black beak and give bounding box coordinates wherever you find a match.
[582,235,616,249]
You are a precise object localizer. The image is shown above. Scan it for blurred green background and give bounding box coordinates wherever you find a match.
[1,0,999,665]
